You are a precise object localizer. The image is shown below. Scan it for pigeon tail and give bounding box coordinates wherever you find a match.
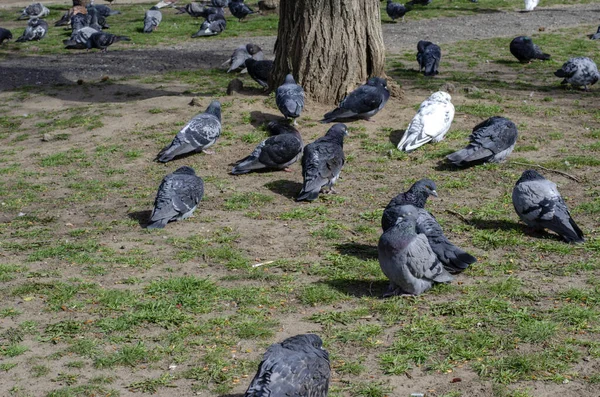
[296,188,320,202]
[320,108,354,123]
[146,218,168,229]
[230,155,259,175]
[536,52,551,61]
[442,250,477,274]
[554,69,569,78]
[114,35,130,42]
[192,28,217,37]
[566,217,585,243]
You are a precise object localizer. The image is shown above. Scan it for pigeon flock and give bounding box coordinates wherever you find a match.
[0,1,594,395]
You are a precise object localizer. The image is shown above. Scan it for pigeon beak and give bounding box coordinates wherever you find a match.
[430,190,438,198]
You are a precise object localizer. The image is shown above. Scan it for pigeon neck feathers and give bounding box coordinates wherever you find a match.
[517,169,544,183]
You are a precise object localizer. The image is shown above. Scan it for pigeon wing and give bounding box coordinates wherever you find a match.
[405,234,454,283]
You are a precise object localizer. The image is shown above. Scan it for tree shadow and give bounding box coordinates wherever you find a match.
[127,210,152,228]
[389,129,406,146]
[264,179,302,200]
[324,279,388,299]
[335,242,378,261]
[250,110,284,129]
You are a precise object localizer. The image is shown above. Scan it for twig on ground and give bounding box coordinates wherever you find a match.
[446,209,471,224]
[251,260,274,268]
[509,161,581,183]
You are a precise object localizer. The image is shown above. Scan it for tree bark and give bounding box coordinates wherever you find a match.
[271,0,387,104]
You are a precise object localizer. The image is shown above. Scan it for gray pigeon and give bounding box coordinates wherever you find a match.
[229,0,255,21]
[231,121,303,175]
[143,6,162,33]
[86,32,130,52]
[176,3,223,18]
[297,123,347,202]
[156,101,222,162]
[386,0,410,22]
[512,170,584,244]
[212,0,229,6]
[381,180,476,274]
[321,77,390,123]
[589,26,600,40]
[417,40,441,76]
[554,57,600,91]
[0,28,13,45]
[245,334,330,397]
[15,18,48,42]
[90,4,121,17]
[147,166,204,229]
[192,13,227,37]
[509,36,550,63]
[446,116,518,167]
[19,3,50,20]
[245,59,274,88]
[71,14,89,32]
[64,27,98,49]
[378,204,454,296]
[222,43,264,73]
[276,74,305,124]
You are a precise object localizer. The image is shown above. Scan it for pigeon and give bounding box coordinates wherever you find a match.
[554,57,600,91]
[397,91,454,152]
[156,101,222,162]
[176,3,223,18]
[245,334,330,397]
[0,28,13,45]
[407,0,432,5]
[386,0,410,22]
[19,3,50,20]
[192,13,227,37]
[446,116,518,167]
[86,32,130,51]
[147,166,204,229]
[297,123,347,202]
[90,4,121,17]
[70,13,90,31]
[231,121,303,175]
[229,0,255,21]
[524,0,539,11]
[589,26,600,40]
[512,170,584,244]
[64,27,98,49]
[378,204,454,296]
[245,59,274,88]
[509,36,550,63]
[222,43,264,73]
[212,0,229,6]
[15,18,48,42]
[321,77,390,123]
[381,180,476,274]
[143,6,162,33]
[417,40,441,76]
[87,7,109,30]
[276,74,305,124]
[154,0,178,9]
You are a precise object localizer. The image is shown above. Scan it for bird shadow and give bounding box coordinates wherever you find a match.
[335,242,378,261]
[249,110,284,129]
[127,210,152,228]
[389,129,406,147]
[324,279,388,299]
[264,179,302,200]
[434,161,464,171]
[469,218,524,233]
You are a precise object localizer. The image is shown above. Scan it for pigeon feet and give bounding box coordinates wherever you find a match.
[283,168,293,172]
[383,286,414,298]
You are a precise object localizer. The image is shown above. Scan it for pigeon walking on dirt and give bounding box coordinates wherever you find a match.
[192,13,227,37]
[147,166,204,229]
[554,57,600,91]
[143,6,162,33]
[157,101,222,162]
[386,0,410,22]
[0,28,13,45]
[509,36,550,63]
[86,32,130,51]
[15,18,48,42]
[321,77,390,123]
[245,59,274,88]
[297,124,347,202]
[229,0,255,21]
[381,180,476,274]
[276,74,305,125]
[378,204,454,296]
[417,40,441,76]
[231,121,303,175]
[512,170,584,244]
[446,116,518,167]
[222,43,264,73]
[19,3,50,20]
[589,26,600,40]
[397,91,454,152]
[245,334,330,397]
[524,0,539,11]
[64,26,98,49]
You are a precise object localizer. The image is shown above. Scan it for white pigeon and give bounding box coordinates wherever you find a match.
[397,91,454,152]
[524,0,539,11]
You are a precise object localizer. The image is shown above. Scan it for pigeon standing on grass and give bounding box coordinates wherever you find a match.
[446,116,518,167]
[512,170,584,243]
[417,40,441,76]
[229,0,255,21]
[276,74,305,125]
[244,334,330,397]
[16,18,48,42]
[245,59,274,88]
[143,7,162,33]
[64,26,98,49]
[92,4,121,17]
[386,0,410,22]
[231,121,303,175]
[589,26,600,40]
[509,36,550,63]
[86,32,130,51]
[378,204,454,296]
[156,101,222,162]
[321,77,390,123]
[397,91,454,152]
[19,3,50,20]
[0,28,13,45]
[297,124,347,202]
[147,166,204,229]
[554,57,600,91]
[192,13,227,37]
[222,43,264,73]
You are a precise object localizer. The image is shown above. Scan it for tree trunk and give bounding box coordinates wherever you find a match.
[271,0,386,104]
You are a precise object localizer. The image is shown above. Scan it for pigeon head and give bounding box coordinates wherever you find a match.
[326,123,348,141]
[246,43,262,55]
[429,91,451,103]
[281,334,324,351]
[367,77,387,88]
[150,5,159,10]
[173,166,196,176]
[417,40,431,52]
[205,101,222,120]
[283,73,296,85]
[392,204,419,225]
[409,179,438,198]
[518,169,545,183]
[29,17,40,25]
